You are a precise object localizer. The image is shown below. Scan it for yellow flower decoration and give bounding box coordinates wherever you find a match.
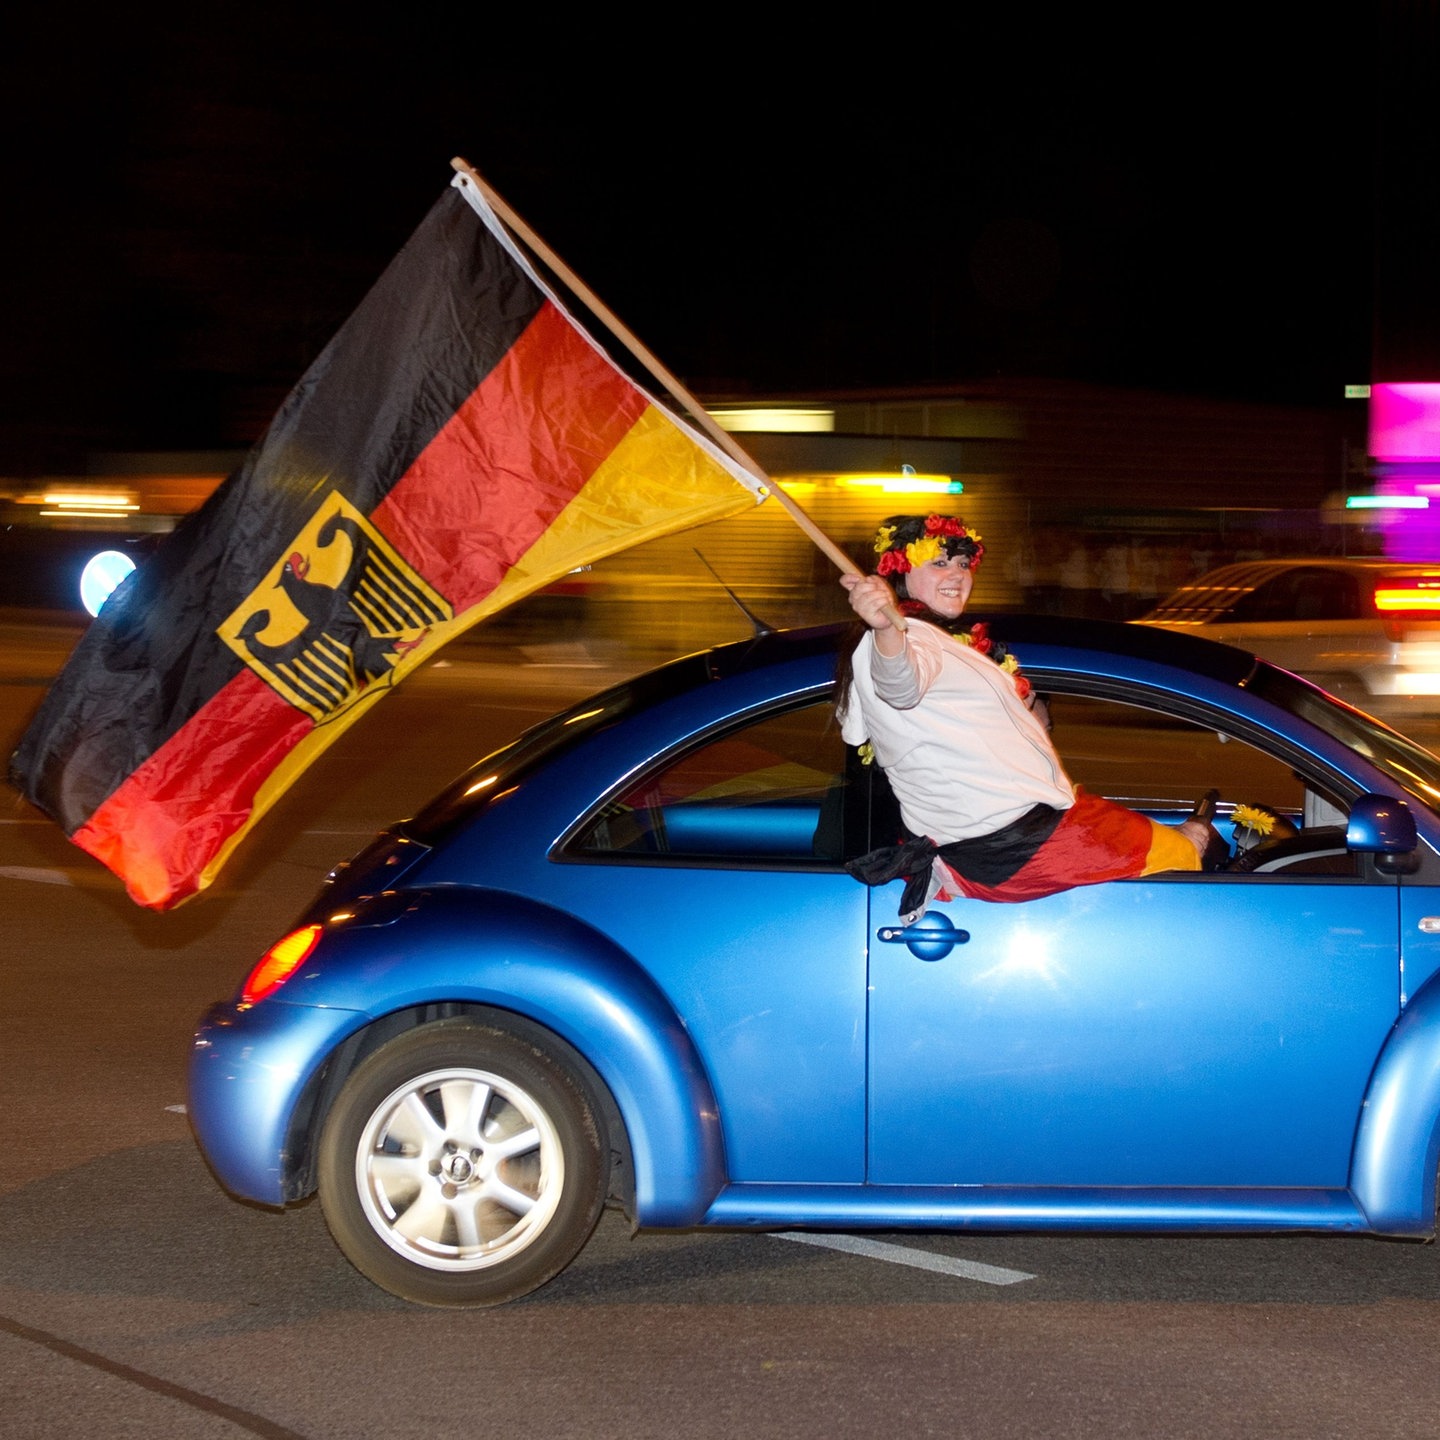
[873,525,897,555]
[965,526,983,545]
[1231,803,1276,836]
[857,742,875,766]
[904,535,944,568]
[1000,652,1020,674]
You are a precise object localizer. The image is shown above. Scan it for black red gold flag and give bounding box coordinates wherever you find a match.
[8,169,767,909]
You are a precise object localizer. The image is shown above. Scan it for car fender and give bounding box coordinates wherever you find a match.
[286,887,728,1226]
[1350,966,1440,1234]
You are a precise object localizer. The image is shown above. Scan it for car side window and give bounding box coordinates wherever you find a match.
[1227,569,1361,623]
[1309,570,1362,620]
[1043,691,1361,878]
[568,700,851,865]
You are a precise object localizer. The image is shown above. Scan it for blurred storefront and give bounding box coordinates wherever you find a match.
[0,381,1375,649]
[582,378,1373,646]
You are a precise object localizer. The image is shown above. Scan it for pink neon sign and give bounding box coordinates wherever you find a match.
[1370,382,1440,462]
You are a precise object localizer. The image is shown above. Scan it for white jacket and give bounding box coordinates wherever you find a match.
[840,620,1074,844]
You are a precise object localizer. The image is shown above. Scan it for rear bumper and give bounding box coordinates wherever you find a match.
[188,998,368,1205]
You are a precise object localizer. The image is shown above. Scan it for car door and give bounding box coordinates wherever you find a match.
[865,690,1402,1189]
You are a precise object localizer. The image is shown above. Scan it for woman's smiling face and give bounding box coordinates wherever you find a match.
[904,553,973,620]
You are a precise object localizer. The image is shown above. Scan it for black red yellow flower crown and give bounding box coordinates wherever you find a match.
[872,514,984,577]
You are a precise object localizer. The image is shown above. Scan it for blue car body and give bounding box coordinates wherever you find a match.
[188,617,1440,1303]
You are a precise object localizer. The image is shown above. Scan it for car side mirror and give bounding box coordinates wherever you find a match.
[1347,793,1421,875]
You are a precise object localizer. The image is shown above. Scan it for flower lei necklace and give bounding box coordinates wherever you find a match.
[895,605,1033,703]
[956,620,1033,703]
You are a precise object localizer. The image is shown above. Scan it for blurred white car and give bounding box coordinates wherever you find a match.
[1137,558,1440,720]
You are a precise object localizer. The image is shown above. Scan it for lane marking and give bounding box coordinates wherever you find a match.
[0,865,76,885]
[775,1232,1035,1285]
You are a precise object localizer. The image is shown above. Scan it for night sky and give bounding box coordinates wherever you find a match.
[0,9,1415,476]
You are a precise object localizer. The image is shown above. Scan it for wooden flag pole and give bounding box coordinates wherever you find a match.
[450,157,906,630]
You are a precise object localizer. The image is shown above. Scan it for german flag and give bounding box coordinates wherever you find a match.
[937,789,1202,903]
[8,171,766,909]
[848,789,1202,918]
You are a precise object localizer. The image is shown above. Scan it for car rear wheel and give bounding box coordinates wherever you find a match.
[317,1020,605,1307]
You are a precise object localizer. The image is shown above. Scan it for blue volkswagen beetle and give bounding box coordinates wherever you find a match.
[188,616,1440,1306]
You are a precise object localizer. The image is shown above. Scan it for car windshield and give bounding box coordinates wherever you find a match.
[1247,662,1440,809]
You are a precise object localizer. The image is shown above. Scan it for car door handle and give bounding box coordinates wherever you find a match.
[877,912,970,960]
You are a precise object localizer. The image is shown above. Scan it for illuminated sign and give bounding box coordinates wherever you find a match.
[1370,382,1440,462]
[836,474,964,495]
[708,407,836,433]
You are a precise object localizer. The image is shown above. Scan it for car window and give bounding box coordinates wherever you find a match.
[1046,693,1302,805]
[1227,569,1361,623]
[566,683,1364,880]
[1042,691,1359,878]
[568,700,852,865]
[1246,663,1440,812]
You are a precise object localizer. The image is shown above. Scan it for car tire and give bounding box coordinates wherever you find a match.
[317,1019,606,1307]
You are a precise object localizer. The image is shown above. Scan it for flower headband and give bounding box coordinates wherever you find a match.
[872,514,984,577]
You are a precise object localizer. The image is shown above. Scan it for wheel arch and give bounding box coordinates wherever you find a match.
[275,887,729,1226]
[1351,965,1440,1234]
[285,1001,633,1212]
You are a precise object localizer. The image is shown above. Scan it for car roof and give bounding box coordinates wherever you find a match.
[688,615,1258,690]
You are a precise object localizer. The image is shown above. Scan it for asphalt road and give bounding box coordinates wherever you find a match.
[4,611,1440,1440]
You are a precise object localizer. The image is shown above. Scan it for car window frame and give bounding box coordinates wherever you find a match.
[553,688,856,873]
[551,666,1397,879]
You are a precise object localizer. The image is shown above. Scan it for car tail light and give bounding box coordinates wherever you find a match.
[241,924,323,1005]
[1372,577,1440,640]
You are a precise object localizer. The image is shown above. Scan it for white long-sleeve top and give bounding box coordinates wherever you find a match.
[840,620,1075,844]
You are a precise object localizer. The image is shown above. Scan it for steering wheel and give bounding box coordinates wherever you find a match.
[1227,826,1350,875]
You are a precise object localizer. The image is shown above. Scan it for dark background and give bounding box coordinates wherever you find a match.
[0,7,1427,476]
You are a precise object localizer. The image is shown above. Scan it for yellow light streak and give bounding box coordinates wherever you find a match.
[40,508,141,519]
[40,492,138,509]
[835,474,962,494]
[708,407,835,433]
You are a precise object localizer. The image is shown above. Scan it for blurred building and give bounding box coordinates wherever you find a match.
[0,381,1373,643]
[1364,5,1440,560]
